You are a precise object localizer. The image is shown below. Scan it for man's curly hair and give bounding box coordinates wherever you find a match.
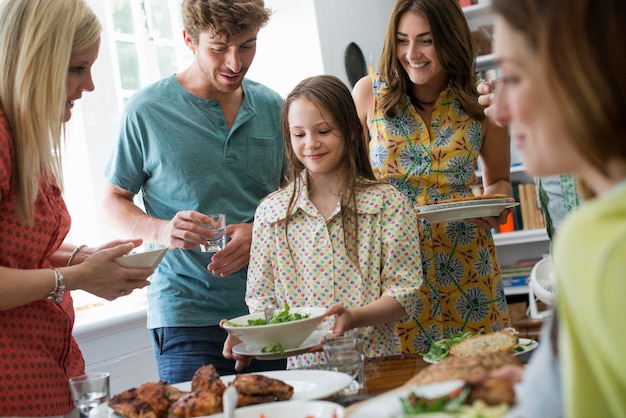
[182,0,271,43]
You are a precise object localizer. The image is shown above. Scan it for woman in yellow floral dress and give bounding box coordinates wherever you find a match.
[353,0,512,353]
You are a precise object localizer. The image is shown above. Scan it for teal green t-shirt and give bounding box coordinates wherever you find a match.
[105,75,285,328]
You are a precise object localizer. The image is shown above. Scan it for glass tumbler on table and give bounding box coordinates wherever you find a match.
[68,372,110,417]
[323,333,364,395]
[200,213,227,253]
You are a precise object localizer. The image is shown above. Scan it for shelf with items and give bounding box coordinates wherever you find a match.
[463,2,496,72]
[462,3,493,25]
[505,285,530,297]
[464,2,551,302]
[476,53,495,72]
[494,228,549,246]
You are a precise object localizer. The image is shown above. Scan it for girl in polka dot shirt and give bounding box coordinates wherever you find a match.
[223,75,423,370]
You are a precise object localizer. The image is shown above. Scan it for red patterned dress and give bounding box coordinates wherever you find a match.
[0,110,84,415]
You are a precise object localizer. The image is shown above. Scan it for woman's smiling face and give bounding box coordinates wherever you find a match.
[492,17,585,178]
[396,11,447,89]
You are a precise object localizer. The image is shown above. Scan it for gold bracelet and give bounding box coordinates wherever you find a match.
[67,244,87,266]
[47,268,65,303]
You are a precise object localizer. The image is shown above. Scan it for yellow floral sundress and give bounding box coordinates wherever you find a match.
[368,76,510,353]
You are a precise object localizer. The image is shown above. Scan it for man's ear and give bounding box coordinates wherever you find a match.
[182,29,196,53]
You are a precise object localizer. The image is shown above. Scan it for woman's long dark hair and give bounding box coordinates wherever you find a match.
[378,0,484,120]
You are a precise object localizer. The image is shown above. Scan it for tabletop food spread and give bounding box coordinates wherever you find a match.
[107,328,537,418]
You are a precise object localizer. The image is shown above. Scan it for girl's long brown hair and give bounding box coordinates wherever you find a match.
[281,75,378,266]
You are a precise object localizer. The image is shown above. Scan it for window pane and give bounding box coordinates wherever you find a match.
[112,0,134,35]
[148,0,173,39]
[116,41,141,91]
[156,46,177,77]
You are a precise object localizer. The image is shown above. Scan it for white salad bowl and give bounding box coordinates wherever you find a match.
[223,307,326,351]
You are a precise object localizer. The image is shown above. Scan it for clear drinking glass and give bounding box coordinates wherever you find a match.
[323,333,364,395]
[200,213,227,252]
[68,372,110,418]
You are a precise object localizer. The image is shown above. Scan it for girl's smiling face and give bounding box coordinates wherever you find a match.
[492,17,585,178]
[288,97,345,178]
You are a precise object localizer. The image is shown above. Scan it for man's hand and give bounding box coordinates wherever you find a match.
[208,223,253,276]
[156,210,218,250]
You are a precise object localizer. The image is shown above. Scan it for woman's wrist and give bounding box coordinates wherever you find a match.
[67,244,87,266]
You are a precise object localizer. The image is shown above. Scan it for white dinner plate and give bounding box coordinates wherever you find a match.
[207,400,345,418]
[423,338,539,364]
[418,197,510,212]
[172,369,353,401]
[114,247,168,269]
[417,202,519,223]
[232,330,326,360]
[349,380,465,418]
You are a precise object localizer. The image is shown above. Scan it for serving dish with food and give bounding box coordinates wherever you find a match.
[172,369,353,402]
[222,305,327,357]
[416,194,518,223]
[422,330,538,364]
[349,376,516,418]
[108,364,300,417]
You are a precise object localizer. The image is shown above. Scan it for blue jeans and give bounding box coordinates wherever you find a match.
[150,325,287,383]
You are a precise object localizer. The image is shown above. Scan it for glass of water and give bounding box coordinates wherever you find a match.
[68,372,110,417]
[323,333,364,395]
[200,213,227,253]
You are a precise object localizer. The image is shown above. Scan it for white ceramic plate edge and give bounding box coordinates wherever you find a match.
[417,202,519,223]
[418,198,509,212]
[172,369,353,401]
[349,380,465,418]
[114,247,167,268]
[422,338,539,364]
[207,400,346,418]
[232,330,327,360]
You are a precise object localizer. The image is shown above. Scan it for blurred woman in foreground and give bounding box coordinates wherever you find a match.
[485,0,626,416]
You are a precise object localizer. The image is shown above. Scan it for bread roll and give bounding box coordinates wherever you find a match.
[449,331,516,357]
[410,352,521,385]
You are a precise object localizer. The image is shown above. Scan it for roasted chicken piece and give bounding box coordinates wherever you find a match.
[466,376,516,406]
[231,373,294,401]
[169,390,223,417]
[191,364,226,396]
[108,381,173,418]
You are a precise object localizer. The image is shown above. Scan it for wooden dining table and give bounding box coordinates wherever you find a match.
[361,354,429,395]
[327,354,430,414]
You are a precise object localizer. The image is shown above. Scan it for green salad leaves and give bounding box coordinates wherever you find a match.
[226,304,312,327]
[422,331,475,363]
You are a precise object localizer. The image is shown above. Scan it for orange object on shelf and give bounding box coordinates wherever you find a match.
[458,0,473,6]
[499,212,515,233]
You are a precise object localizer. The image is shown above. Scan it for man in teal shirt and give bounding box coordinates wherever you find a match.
[103,0,286,382]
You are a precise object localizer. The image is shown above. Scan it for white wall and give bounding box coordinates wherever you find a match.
[247,0,325,97]
[73,303,157,394]
[314,0,395,85]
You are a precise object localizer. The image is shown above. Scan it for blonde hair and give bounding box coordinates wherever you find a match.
[0,0,101,224]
